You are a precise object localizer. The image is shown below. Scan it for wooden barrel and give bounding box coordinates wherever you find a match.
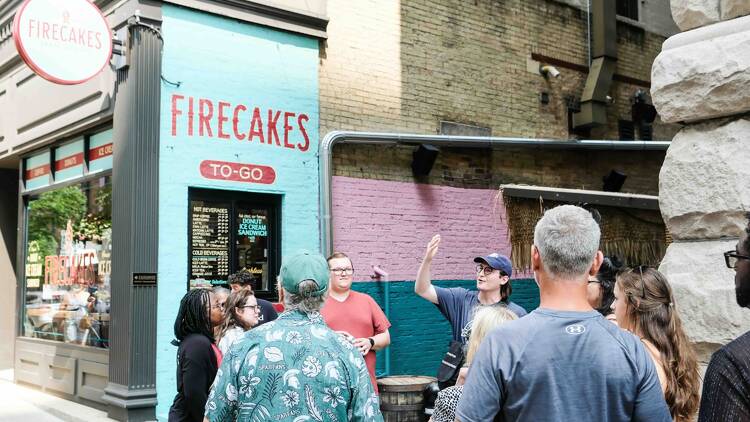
[377,375,436,422]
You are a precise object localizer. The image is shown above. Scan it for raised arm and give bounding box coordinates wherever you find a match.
[415,234,440,304]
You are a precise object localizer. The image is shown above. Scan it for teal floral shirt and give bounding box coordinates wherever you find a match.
[205,310,383,422]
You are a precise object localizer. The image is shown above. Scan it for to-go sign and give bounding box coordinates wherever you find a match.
[199,160,276,185]
[12,0,112,85]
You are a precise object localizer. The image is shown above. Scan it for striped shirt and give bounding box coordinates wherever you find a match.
[698,331,750,421]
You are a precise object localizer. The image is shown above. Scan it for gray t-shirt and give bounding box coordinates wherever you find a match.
[456,308,671,422]
[435,286,528,344]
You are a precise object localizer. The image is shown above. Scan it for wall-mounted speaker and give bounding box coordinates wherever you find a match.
[602,170,627,192]
[412,144,440,176]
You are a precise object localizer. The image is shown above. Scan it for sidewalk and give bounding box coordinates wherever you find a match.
[0,370,115,422]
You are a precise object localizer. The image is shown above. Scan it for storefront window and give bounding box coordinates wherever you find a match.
[188,189,280,295]
[23,176,112,348]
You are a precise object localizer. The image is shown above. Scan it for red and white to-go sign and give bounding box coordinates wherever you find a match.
[199,160,277,185]
[13,0,113,85]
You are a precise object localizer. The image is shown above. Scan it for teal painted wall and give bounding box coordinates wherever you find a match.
[156,5,319,419]
[352,279,539,377]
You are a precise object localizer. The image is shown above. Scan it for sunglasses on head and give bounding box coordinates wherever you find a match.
[629,265,650,299]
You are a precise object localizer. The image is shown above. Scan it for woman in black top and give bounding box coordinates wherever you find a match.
[586,255,623,321]
[168,289,224,422]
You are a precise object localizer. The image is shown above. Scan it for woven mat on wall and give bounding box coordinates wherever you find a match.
[503,194,668,272]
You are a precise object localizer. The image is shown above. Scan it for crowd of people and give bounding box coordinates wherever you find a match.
[166,205,750,422]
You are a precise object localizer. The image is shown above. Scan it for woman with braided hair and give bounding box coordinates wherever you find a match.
[168,289,224,422]
[611,267,700,422]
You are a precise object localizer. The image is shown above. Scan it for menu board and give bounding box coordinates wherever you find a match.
[236,209,270,290]
[189,201,230,288]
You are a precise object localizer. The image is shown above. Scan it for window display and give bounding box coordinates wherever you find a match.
[236,207,270,291]
[23,176,112,348]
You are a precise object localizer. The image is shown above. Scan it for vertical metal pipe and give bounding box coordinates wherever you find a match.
[587,0,591,67]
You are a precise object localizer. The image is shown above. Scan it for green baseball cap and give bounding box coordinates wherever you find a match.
[279,250,330,296]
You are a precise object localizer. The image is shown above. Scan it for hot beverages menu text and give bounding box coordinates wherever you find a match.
[190,202,230,285]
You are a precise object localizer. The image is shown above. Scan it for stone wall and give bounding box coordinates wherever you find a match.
[320,0,680,141]
[652,3,750,363]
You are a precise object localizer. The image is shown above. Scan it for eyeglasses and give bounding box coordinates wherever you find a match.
[476,265,499,276]
[724,250,750,269]
[240,304,261,312]
[330,268,354,275]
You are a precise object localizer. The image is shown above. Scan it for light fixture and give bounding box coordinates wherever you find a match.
[539,65,560,78]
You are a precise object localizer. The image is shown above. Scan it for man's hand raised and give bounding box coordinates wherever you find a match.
[424,234,441,261]
[415,234,440,304]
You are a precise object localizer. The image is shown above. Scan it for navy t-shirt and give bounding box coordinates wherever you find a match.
[456,308,671,422]
[256,298,278,326]
[434,286,527,344]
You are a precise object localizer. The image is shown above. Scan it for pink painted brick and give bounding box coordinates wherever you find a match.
[332,176,510,281]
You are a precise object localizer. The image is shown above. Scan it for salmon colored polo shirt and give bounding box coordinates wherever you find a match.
[321,290,391,393]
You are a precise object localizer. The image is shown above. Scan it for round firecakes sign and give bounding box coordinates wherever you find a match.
[12,0,112,85]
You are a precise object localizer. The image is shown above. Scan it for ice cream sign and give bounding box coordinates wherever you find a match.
[13,0,112,85]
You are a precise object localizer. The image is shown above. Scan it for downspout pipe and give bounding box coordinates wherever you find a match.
[319,130,670,255]
[573,0,617,129]
[371,265,390,376]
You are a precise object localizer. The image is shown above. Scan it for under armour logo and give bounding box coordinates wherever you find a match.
[565,324,586,335]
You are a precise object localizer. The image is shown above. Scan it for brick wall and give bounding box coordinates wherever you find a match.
[333,145,665,195]
[332,176,541,376]
[323,0,672,378]
[332,176,509,281]
[320,0,680,141]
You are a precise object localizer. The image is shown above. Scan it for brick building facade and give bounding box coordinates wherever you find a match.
[320,0,679,140]
[319,0,679,378]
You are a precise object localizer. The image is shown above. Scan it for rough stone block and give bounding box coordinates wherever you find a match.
[659,119,750,239]
[671,0,720,31]
[722,0,750,20]
[659,239,750,347]
[651,23,750,122]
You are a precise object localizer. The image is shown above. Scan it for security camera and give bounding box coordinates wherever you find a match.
[539,65,560,78]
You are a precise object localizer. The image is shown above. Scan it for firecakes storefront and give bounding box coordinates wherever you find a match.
[0,0,327,420]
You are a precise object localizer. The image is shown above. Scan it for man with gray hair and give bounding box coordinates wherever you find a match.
[204,251,382,421]
[456,205,670,422]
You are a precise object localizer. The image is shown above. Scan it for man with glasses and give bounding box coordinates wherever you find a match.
[415,235,527,388]
[699,213,750,421]
[321,252,391,393]
[227,270,278,326]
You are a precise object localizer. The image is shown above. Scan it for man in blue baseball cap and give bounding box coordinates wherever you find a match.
[415,235,527,389]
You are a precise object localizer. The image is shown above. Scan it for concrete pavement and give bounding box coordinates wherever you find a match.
[0,370,115,422]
